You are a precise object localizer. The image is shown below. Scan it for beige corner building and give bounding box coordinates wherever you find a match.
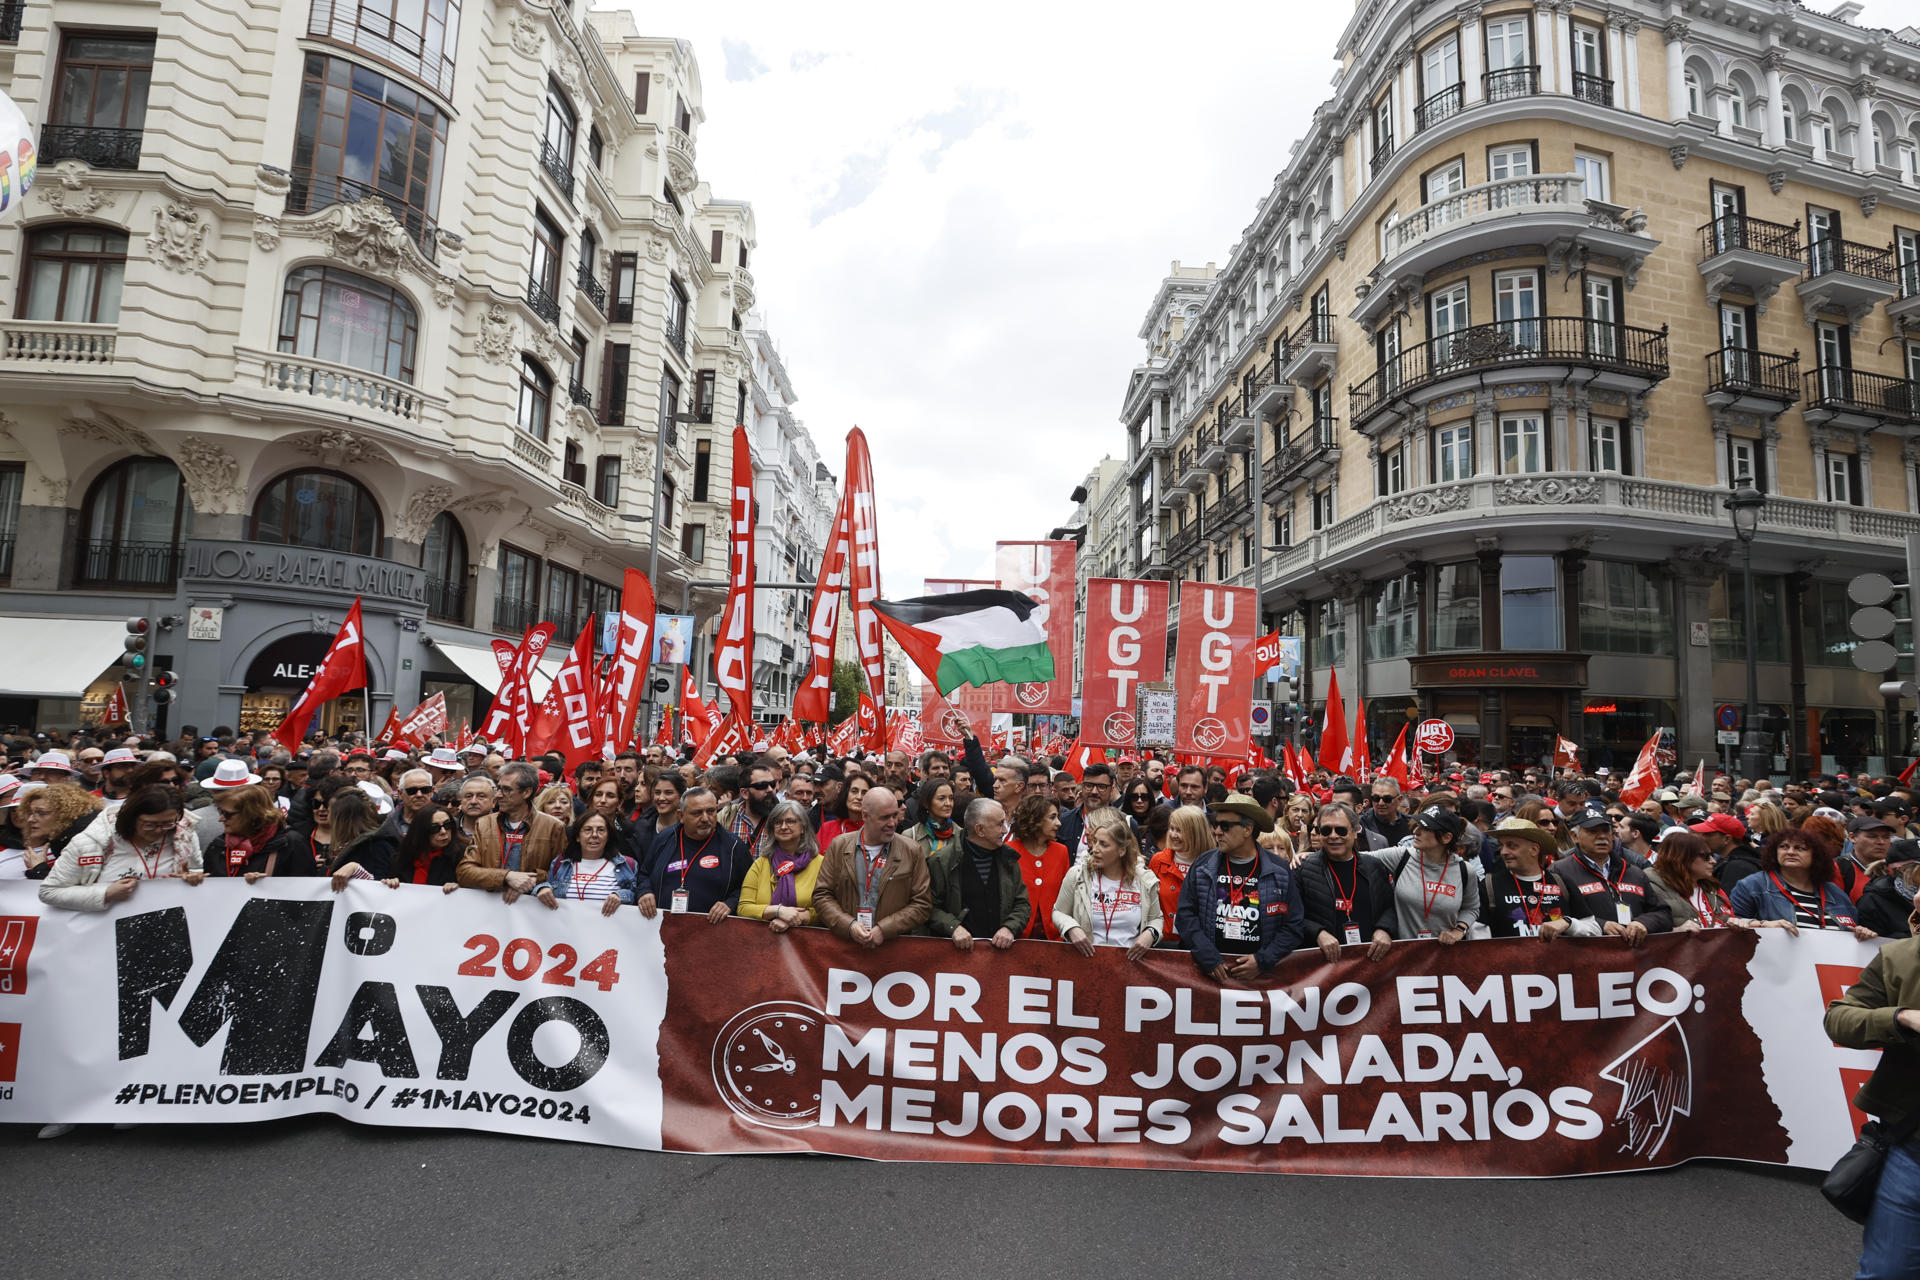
[1121,0,1920,775]
[0,0,806,738]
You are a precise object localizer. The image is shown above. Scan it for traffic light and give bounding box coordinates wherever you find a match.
[152,669,178,706]
[121,616,149,672]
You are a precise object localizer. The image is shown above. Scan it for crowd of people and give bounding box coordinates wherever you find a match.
[5,720,1920,1264]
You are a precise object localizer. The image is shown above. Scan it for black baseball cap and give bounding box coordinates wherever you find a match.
[1412,805,1464,839]
[1569,805,1613,830]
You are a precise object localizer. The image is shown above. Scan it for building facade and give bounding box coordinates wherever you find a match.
[1119,0,1920,776]
[0,0,795,739]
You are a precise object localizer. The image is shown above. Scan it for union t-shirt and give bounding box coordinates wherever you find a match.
[1213,855,1262,954]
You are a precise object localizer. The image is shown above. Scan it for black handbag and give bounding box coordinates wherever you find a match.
[1823,1114,1920,1224]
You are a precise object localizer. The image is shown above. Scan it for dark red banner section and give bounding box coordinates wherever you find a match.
[658,923,1787,1176]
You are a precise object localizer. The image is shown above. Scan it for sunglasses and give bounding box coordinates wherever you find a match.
[403,786,434,796]
[217,808,241,819]
[1317,825,1351,835]
[745,781,775,791]
[426,820,454,833]
[1211,819,1243,830]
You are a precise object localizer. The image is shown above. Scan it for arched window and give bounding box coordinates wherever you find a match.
[251,469,381,556]
[278,265,419,384]
[20,224,129,323]
[78,458,191,588]
[517,356,553,441]
[543,80,576,164]
[421,511,468,622]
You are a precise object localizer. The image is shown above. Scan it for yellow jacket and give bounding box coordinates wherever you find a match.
[737,849,824,922]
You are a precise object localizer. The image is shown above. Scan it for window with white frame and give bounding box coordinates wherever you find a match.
[1499,414,1546,474]
[1589,418,1626,473]
[1489,144,1534,182]
[1827,452,1861,506]
[1312,486,1335,530]
[1435,422,1474,482]
[1485,16,1529,71]
[1728,436,1766,492]
[1584,276,1619,359]
[1685,71,1701,115]
[1376,442,1407,496]
[1495,269,1539,349]
[1274,507,1292,547]
[1573,150,1610,202]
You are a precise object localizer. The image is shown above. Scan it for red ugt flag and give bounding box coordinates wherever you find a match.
[269,598,367,752]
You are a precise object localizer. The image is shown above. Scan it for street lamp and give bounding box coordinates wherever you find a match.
[1724,473,1767,782]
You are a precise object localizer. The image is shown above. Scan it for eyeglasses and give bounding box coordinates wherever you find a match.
[744,781,775,791]
[403,786,434,796]
[311,799,330,810]
[427,820,454,832]
[1317,825,1350,835]
[1210,819,1242,830]
[217,808,241,819]
[1494,793,1513,800]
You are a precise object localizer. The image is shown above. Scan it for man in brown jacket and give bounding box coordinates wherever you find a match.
[457,760,566,904]
[814,786,931,947]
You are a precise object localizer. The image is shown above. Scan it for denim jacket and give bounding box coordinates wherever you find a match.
[1173,847,1307,974]
[546,853,640,903]
[1726,872,1857,928]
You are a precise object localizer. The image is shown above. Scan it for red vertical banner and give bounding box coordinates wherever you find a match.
[793,491,852,724]
[713,424,756,727]
[992,541,1075,715]
[528,620,601,770]
[845,430,885,744]
[919,683,977,746]
[1172,581,1255,758]
[602,568,656,754]
[1081,578,1169,749]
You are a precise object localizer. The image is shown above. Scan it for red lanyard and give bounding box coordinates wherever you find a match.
[1513,873,1546,928]
[1418,857,1450,920]
[134,838,167,879]
[1578,853,1621,897]
[1693,886,1728,928]
[1226,863,1253,906]
[678,831,713,890]
[862,846,889,899]
[1325,857,1356,916]
[1093,871,1125,938]
[1768,872,1826,928]
[576,860,608,892]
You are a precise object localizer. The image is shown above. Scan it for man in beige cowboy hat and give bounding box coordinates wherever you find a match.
[1173,792,1304,982]
[1480,816,1598,940]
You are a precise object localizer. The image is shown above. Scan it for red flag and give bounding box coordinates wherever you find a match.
[1061,735,1101,781]
[680,667,717,747]
[919,683,973,747]
[455,720,472,750]
[1318,669,1349,779]
[826,712,861,757]
[1383,725,1411,787]
[993,540,1076,715]
[652,707,674,748]
[1900,758,1917,786]
[490,639,517,673]
[1300,742,1318,778]
[602,568,657,756]
[270,599,368,752]
[1556,736,1583,770]
[845,430,886,745]
[373,706,404,746]
[1082,578,1169,749]
[886,710,925,756]
[693,709,751,768]
[712,424,757,727]
[1173,581,1255,759]
[855,692,883,752]
[795,482,853,724]
[103,684,128,726]
[480,622,555,757]
[528,621,600,770]
[1253,631,1282,676]
[804,722,825,750]
[1618,731,1665,808]
[388,692,448,749]
[1350,699,1370,781]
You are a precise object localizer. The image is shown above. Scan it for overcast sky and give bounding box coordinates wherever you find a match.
[616,0,1907,592]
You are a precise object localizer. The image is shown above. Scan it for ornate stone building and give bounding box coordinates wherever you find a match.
[0,0,789,736]
[1120,0,1920,774]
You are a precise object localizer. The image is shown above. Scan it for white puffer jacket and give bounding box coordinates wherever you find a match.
[38,809,203,911]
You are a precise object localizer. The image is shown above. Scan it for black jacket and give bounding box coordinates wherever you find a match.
[206,826,316,877]
[1362,810,1411,846]
[1717,844,1763,891]
[1856,874,1917,939]
[1550,850,1673,932]
[1296,850,1395,945]
[1479,863,1579,938]
[925,839,1031,939]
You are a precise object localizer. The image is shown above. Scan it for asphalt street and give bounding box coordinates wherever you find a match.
[0,1118,1863,1280]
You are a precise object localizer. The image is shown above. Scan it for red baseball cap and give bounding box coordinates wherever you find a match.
[1688,813,1747,838]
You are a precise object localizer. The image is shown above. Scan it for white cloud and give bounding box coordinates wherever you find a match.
[613,0,1920,590]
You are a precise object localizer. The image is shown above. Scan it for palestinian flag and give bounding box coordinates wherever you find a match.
[873,590,1055,694]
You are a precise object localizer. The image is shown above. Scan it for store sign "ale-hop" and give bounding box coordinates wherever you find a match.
[184,540,426,606]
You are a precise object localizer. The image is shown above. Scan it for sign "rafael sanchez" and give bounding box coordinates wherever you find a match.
[184,540,426,606]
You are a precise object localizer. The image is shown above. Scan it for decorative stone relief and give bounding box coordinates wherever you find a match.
[252,215,281,252]
[1383,486,1471,522]
[286,429,394,468]
[60,413,155,453]
[1767,170,1787,195]
[556,44,582,93]
[316,199,415,276]
[1494,382,1548,399]
[34,161,116,218]
[1669,144,1688,170]
[1860,192,1878,219]
[396,484,455,543]
[175,436,245,514]
[149,199,213,273]
[477,303,518,364]
[645,237,669,264]
[509,13,544,56]
[1495,476,1599,506]
[40,477,69,508]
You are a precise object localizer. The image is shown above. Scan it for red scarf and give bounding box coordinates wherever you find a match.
[223,820,280,874]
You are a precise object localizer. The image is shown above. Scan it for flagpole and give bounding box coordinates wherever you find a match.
[363,686,371,744]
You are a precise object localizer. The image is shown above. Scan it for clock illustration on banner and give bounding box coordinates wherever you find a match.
[711,1001,827,1129]
[1191,717,1228,752]
[1016,682,1048,708]
[1102,711,1135,743]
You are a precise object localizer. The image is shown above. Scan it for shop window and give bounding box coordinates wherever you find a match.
[278,265,418,383]
[1708,571,1788,664]
[1311,597,1346,669]
[1365,572,1418,660]
[1430,561,1481,651]
[1500,555,1560,650]
[1579,698,1679,773]
[251,469,381,556]
[1577,560,1672,656]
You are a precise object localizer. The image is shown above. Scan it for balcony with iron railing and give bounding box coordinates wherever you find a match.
[1698,213,1805,315]
[1483,65,1539,102]
[426,575,468,626]
[0,0,19,40]
[1278,311,1336,385]
[1414,83,1462,133]
[1167,522,1202,561]
[1800,237,1900,325]
[525,276,561,326]
[1167,446,1201,494]
[1248,343,1295,420]
[286,172,439,264]
[1349,316,1669,429]
[568,379,593,411]
[1205,479,1251,530]
[494,594,541,636]
[1570,71,1613,107]
[73,540,182,591]
[667,320,686,356]
[1704,346,1801,410]
[1196,417,1226,471]
[38,124,142,171]
[538,137,575,200]
[1888,258,1920,328]
[1265,419,1339,492]
[1370,137,1396,177]
[577,264,607,314]
[1803,366,1920,428]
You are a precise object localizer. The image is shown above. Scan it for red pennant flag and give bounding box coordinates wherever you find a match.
[1556,735,1582,770]
[373,706,405,746]
[1617,731,1665,808]
[680,667,717,747]
[602,568,657,757]
[104,683,129,727]
[795,484,853,724]
[455,719,472,750]
[478,622,555,756]
[1318,669,1349,779]
[1350,699,1370,781]
[652,707,674,748]
[528,621,600,770]
[391,692,449,749]
[1900,758,1918,786]
[1062,735,1101,781]
[270,599,368,752]
[713,424,757,728]
[826,712,860,757]
[1254,631,1282,676]
[804,722,825,750]
[845,430,886,746]
[1383,725,1411,787]
[693,709,751,768]
[855,692,883,753]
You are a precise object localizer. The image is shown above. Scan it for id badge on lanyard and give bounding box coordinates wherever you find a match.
[1342,925,1362,945]
[1615,902,1632,926]
[671,890,690,914]
[856,908,875,930]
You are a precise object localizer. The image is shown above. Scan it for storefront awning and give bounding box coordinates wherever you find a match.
[425,642,563,699]
[0,617,134,698]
